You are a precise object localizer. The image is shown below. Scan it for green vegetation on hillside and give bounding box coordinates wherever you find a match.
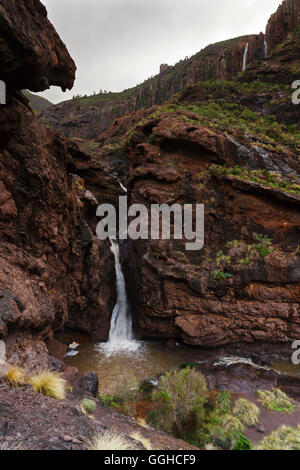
[151,98,300,151]
[208,164,300,196]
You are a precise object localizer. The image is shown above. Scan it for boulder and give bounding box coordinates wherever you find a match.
[79,372,99,398]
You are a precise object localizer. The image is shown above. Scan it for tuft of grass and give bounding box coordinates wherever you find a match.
[255,425,300,450]
[232,399,260,427]
[90,431,137,451]
[0,442,20,451]
[257,389,295,414]
[29,371,66,400]
[5,365,25,387]
[222,415,245,434]
[81,398,97,414]
[130,432,153,450]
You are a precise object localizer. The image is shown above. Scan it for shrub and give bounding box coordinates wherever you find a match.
[29,371,66,400]
[232,399,260,426]
[233,433,252,450]
[211,270,233,281]
[100,369,139,416]
[81,398,96,414]
[255,425,300,450]
[150,367,207,438]
[5,365,25,387]
[257,389,295,414]
[90,431,136,451]
[254,234,274,257]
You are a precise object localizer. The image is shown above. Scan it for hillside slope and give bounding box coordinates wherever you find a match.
[40,0,300,141]
[23,90,53,113]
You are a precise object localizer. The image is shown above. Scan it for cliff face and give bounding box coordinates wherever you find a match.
[266,0,300,50]
[96,76,300,352]
[39,0,300,142]
[39,34,266,140]
[0,1,117,370]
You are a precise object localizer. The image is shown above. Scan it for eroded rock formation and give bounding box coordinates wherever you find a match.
[266,0,300,50]
[0,0,116,369]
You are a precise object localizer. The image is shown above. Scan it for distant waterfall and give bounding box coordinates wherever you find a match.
[242,43,249,72]
[263,39,268,59]
[99,239,140,355]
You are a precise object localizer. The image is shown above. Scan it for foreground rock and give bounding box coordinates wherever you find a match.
[0,384,196,450]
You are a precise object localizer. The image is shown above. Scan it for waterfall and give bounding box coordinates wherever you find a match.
[242,43,249,72]
[118,180,127,193]
[98,239,141,355]
[263,39,268,59]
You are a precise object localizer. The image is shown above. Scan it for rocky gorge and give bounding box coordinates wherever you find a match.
[0,0,299,451]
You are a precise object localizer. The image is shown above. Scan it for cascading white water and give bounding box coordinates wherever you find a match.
[242,43,249,72]
[97,239,141,355]
[263,39,268,59]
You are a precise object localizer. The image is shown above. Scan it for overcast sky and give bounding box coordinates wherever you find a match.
[37,0,281,104]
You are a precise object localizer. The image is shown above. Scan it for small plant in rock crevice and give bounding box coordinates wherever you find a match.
[81,398,97,414]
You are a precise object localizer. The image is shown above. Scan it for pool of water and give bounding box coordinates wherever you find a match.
[272,362,300,378]
[64,340,197,394]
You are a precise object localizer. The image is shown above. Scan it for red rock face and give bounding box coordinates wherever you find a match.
[0,0,76,91]
[266,0,300,50]
[117,109,300,351]
[0,1,116,369]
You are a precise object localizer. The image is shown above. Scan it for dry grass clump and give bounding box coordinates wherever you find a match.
[232,399,260,426]
[29,371,66,400]
[222,414,245,434]
[130,431,153,450]
[0,442,20,451]
[255,425,300,450]
[90,431,137,451]
[257,389,295,414]
[5,365,25,387]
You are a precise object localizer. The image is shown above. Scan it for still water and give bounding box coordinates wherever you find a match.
[65,340,196,394]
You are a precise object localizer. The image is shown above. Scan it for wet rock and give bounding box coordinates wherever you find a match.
[79,372,99,398]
